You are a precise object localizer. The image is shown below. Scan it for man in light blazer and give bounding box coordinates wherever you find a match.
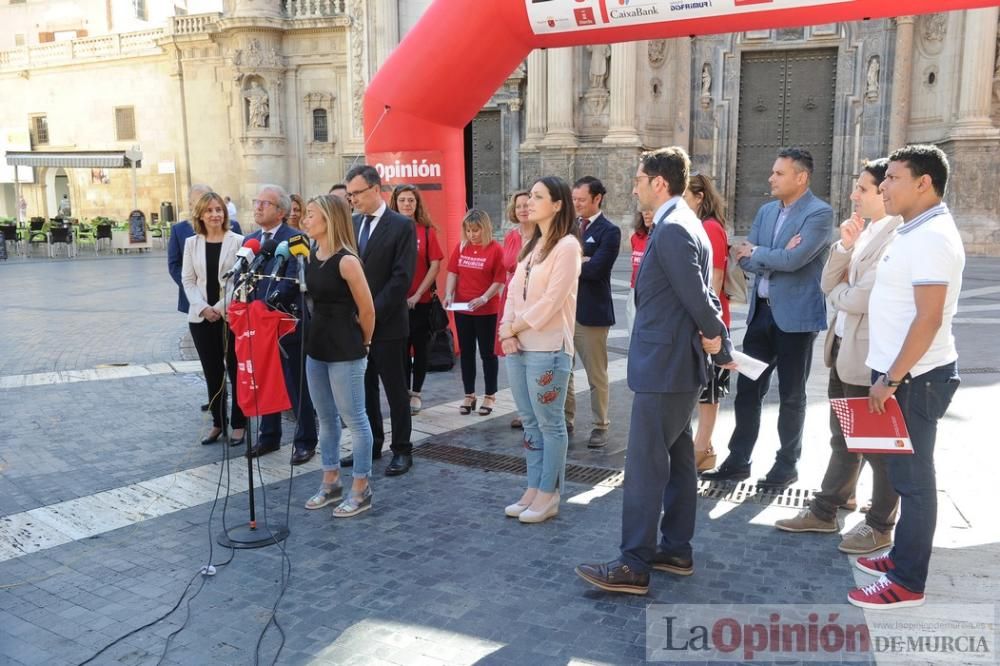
[576,147,734,595]
[702,147,833,488]
[340,165,417,477]
[244,184,317,463]
[775,158,901,553]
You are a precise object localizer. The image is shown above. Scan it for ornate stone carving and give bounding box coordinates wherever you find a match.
[700,62,713,109]
[586,44,610,91]
[244,80,269,129]
[234,38,280,69]
[865,55,880,101]
[919,13,947,55]
[349,0,366,139]
[647,40,668,68]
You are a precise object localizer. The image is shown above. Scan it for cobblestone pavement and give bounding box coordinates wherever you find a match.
[1,250,997,664]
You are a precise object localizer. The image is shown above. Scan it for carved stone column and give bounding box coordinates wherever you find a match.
[888,16,915,150]
[603,41,640,146]
[950,7,1000,138]
[523,50,547,148]
[371,0,399,73]
[673,37,692,151]
[541,47,576,147]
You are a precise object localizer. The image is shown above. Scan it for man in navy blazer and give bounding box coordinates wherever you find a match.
[340,165,417,477]
[242,184,317,463]
[577,147,733,595]
[168,184,241,411]
[702,147,833,487]
[564,176,621,448]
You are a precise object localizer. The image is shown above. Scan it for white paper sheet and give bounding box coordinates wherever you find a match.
[731,350,768,381]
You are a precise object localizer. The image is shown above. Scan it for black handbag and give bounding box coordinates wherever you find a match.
[425,226,449,333]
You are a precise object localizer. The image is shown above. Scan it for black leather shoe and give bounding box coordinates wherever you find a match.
[700,463,751,482]
[341,450,382,467]
[248,442,280,458]
[200,403,210,412]
[384,453,412,476]
[575,559,649,595]
[228,430,246,447]
[651,551,694,576]
[201,428,224,445]
[290,449,315,465]
[757,470,798,489]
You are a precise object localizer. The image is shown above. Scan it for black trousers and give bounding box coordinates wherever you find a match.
[725,298,817,473]
[454,312,499,396]
[365,338,412,454]
[189,320,246,430]
[407,302,431,393]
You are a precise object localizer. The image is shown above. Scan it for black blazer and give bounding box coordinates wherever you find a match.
[353,208,417,341]
[576,213,621,327]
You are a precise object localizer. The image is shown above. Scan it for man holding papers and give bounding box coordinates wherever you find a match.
[775,158,901,555]
[847,145,964,611]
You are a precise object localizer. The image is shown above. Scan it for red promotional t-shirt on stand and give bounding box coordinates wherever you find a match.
[228,300,297,417]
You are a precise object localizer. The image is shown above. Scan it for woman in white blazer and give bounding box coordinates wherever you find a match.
[182,192,246,446]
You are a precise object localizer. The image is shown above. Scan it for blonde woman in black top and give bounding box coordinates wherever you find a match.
[302,194,377,517]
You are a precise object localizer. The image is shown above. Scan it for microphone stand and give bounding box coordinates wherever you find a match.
[218,272,289,549]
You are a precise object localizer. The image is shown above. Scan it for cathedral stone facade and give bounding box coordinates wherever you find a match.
[1,2,997,253]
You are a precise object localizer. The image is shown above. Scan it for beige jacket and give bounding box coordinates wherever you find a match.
[181,231,244,324]
[821,216,901,386]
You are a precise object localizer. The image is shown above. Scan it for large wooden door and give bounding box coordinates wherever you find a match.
[469,110,503,235]
[733,49,837,234]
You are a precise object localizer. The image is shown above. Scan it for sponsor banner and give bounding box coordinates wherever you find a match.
[645,604,998,663]
[526,0,850,35]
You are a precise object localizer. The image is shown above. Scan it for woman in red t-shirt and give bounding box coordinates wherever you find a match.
[497,190,534,427]
[445,209,507,416]
[625,209,653,337]
[391,185,444,415]
[683,173,732,473]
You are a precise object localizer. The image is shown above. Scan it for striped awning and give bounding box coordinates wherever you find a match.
[4,150,141,169]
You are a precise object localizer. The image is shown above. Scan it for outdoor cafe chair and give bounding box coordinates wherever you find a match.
[48,226,75,258]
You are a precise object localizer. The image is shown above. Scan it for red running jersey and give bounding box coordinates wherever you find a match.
[228,300,297,416]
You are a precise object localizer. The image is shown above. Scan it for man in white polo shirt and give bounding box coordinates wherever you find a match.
[847,144,964,610]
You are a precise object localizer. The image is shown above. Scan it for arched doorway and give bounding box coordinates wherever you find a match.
[45,167,70,218]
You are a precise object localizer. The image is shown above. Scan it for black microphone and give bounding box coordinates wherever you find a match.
[238,237,279,286]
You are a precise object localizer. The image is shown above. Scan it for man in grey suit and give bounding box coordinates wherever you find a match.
[576,147,734,595]
[702,147,832,487]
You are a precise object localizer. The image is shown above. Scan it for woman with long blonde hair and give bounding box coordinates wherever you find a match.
[301,194,377,518]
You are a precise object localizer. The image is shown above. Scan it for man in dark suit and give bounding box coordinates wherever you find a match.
[576,147,733,595]
[339,165,417,476]
[243,184,317,463]
[168,184,241,411]
[701,147,832,488]
[564,176,621,448]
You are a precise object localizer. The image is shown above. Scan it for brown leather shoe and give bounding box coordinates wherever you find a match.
[651,551,694,576]
[575,559,649,595]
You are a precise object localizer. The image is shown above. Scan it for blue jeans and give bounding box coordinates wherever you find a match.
[875,362,960,593]
[506,350,572,493]
[306,356,373,478]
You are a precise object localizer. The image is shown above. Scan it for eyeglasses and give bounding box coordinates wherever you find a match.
[252,199,277,209]
[346,184,377,199]
[633,175,655,185]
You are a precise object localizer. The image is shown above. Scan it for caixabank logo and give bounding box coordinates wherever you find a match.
[607,0,661,20]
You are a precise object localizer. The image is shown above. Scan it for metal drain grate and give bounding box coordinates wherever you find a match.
[414,443,814,507]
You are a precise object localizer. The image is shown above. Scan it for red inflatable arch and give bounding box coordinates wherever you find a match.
[364,0,993,260]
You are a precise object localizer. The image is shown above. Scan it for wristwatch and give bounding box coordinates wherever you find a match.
[880,374,904,388]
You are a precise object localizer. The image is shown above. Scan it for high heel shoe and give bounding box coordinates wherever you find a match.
[504,501,530,518]
[201,427,224,445]
[459,394,477,415]
[519,493,560,524]
[695,447,717,473]
[479,395,496,416]
[228,429,246,447]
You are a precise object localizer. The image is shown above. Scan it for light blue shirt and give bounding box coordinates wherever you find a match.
[756,204,792,299]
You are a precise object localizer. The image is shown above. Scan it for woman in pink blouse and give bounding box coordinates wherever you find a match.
[497,190,533,427]
[498,176,582,524]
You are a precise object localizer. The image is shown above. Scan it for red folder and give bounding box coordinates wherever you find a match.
[830,397,913,454]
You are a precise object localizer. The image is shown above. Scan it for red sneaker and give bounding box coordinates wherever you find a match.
[848,575,925,609]
[855,552,895,576]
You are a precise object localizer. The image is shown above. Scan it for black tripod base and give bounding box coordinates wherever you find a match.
[217,523,289,549]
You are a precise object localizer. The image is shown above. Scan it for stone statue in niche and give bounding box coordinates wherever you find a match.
[701,62,712,97]
[586,44,611,90]
[245,81,269,129]
[866,56,880,100]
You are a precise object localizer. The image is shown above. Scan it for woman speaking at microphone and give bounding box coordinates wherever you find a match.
[301,194,377,518]
[182,192,246,446]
